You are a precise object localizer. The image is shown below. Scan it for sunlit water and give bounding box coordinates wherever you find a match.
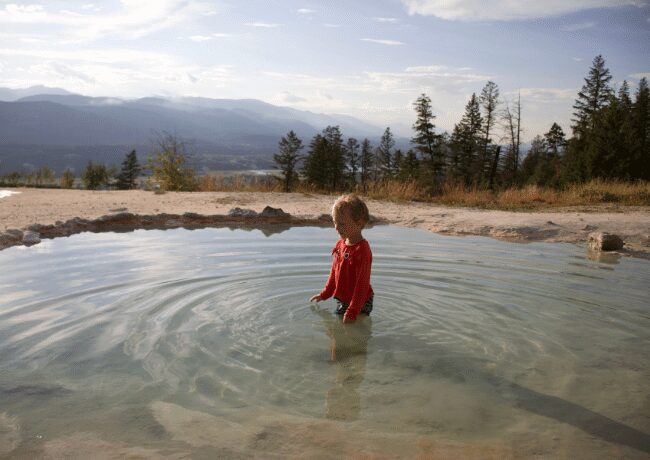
[0,226,648,458]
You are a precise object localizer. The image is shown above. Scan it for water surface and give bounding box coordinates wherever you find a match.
[0,226,648,458]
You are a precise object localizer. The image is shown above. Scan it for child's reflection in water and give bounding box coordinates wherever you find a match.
[312,305,373,421]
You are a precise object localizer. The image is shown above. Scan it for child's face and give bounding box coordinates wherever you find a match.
[332,209,363,240]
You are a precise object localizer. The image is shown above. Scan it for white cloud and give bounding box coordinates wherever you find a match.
[561,21,596,31]
[373,17,398,23]
[279,91,306,103]
[244,22,281,28]
[323,23,341,28]
[517,87,576,102]
[0,1,217,42]
[573,57,584,62]
[188,33,230,42]
[400,0,644,21]
[361,38,404,45]
[297,8,315,14]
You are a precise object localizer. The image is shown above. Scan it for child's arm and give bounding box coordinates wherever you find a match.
[342,247,372,323]
[310,245,338,302]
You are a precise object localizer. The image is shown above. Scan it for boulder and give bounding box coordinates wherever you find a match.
[228,207,258,217]
[588,232,624,251]
[22,231,41,246]
[259,206,289,217]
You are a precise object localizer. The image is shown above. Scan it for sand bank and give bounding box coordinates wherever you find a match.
[1,188,649,256]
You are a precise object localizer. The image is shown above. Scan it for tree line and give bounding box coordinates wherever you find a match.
[274,55,649,193]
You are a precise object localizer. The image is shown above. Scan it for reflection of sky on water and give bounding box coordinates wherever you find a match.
[0,226,648,458]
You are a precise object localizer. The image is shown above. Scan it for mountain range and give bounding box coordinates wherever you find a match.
[0,87,406,173]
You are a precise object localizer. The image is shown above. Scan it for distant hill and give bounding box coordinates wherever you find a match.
[0,87,410,173]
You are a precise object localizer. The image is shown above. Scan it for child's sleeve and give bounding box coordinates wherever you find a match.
[344,246,372,321]
[319,244,338,300]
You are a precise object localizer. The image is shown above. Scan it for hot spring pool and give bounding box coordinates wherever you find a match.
[0,225,648,458]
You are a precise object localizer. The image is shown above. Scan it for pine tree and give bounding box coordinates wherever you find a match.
[322,125,345,190]
[632,77,650,180]
[345,137,360,187]
[399,149,420,181]
[360,138,373,192]
[520,136,546,185]
[450,93,482,185]
[116,150,141,190]
[376,127,395,180]
[479,81,500,186]
[273,131,303,192]
[572,54,613,137]
[543,123,567,186]
[303,134,328,189]
[392,149,403,178]
[411,93,441,182]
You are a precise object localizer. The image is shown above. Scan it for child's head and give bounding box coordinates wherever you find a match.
[332,194,369,236]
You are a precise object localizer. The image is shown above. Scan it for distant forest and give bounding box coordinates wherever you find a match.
[274,55,649,194]
[2,55,648,197]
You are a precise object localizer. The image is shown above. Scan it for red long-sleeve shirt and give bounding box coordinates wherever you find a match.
[319,238,373,321]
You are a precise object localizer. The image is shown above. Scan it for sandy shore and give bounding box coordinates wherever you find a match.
[1,188,649,256]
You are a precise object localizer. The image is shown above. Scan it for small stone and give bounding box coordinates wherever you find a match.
[259,206,289,217]
[588,232,624,251]
[22,230,41,246]
[583,224,597,231]
[228,207,258,217]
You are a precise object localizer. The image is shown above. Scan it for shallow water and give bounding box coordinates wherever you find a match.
[0,226,648,458]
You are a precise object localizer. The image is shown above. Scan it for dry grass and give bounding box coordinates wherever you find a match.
[433,179,650,209]
[193,175,650,210]
[197,173,281,193]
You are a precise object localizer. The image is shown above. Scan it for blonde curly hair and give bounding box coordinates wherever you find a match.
[332,194,369,225]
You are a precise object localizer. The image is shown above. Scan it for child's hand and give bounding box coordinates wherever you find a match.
[342,311,355,323]
[310,294,323,302]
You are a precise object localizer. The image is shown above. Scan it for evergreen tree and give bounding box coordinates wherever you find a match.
[411,93,441,181]
[543,123,567,186]
[585,93,633,179]
[392,149,404,178]
[273,131,303,192]
[360,138,373,192]
[322,125,346,190]
[632,77,650,180]
[399,149,420,181]
[376,127,395,180]
[303,134,328,189]
[302,126,346,191]
[571,54,613,136]
[520,136,546,185]
[479,81,500,186]
[345,137,360,186]
[450,93,482,185]
[116,150,141,190]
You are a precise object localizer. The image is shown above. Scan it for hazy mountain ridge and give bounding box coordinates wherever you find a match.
[0,87,402,172]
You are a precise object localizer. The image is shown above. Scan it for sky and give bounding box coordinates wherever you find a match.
[0,0,648,139]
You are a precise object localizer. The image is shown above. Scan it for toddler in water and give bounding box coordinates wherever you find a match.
[310,194,373,323]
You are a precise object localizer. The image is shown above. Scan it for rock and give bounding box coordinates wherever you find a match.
[228,207,258,217]
[259,206,289,217]
[583,224,598,231]
[588,232,624,251]
[22,230,41,246]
